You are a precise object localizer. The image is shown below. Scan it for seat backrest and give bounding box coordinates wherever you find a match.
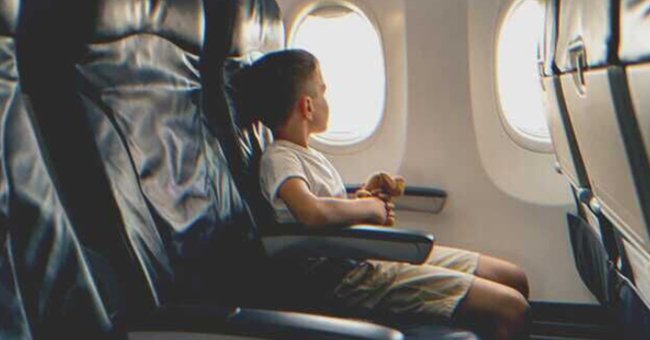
[1,0,120,337]
[65,0,266,305]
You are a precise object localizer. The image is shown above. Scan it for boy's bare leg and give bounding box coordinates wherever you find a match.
[453,277,530,340]
[474,255,530,299]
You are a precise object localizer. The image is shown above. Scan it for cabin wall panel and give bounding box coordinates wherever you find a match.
[398,0,591,303]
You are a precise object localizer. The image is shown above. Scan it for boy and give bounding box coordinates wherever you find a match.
[232,49,530,339]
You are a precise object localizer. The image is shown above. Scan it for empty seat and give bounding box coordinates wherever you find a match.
[1,0,118,337]
[72,0,257,304]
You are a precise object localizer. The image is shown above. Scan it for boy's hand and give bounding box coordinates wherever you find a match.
[385,201,396,226]
[365,197,395,226]
[363,197,386,226]
[370,188,396,226]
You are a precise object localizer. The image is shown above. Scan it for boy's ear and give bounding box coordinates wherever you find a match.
[299,95,314,119]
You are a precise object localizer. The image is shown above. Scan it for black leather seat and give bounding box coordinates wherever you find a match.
[1,0,120,337]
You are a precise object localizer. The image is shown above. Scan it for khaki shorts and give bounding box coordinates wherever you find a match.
[333,246,480,320]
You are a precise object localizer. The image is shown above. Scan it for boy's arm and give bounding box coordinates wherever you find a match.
[278,178,391,229]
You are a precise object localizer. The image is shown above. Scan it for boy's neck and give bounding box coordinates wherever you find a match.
[274,122,311,148]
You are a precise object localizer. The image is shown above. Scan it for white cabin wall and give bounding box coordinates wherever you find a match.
[398,0,593,303]
[275,0,595,303]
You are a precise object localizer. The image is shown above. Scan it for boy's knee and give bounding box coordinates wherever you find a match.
[511,266,530,299]
[476,257,530,299]
[506,290,529,321]
[497,288,530,334]
[454,279,530,339]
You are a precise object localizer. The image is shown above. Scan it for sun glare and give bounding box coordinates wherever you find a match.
[497,0,550,141]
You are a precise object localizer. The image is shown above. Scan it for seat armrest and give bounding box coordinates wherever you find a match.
[261,224,434,264]
[346,185,448,214]
[131,305,403,340]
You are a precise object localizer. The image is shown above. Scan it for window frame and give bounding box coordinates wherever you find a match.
[287,0,388,152]
[494,0,553,153]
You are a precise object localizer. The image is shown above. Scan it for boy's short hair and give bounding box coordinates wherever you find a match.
[231,49,318,129]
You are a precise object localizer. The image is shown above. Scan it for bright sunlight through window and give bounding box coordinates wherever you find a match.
[291,5,385,145]
[497,0,550,144]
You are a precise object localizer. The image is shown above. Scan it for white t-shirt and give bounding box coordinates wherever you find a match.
[259,139,346,223]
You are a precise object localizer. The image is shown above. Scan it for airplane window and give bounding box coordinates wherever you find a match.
[290,5,385,146]
[496,0,550,148]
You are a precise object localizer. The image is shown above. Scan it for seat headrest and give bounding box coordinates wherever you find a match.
[228,0,284,59]
[0,0,19,36]
[90,0,204,53]
[555,0,613,73]
[619,0,650,64]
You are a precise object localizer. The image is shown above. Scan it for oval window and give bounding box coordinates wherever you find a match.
[290,5,385,145]
[496,0,550,148]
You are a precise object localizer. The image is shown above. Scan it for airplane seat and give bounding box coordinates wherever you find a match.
[198,0,477,338]
[62,0,282,308]
[555,0,650,333]
[0,0,123,337]
[540,0,618,307]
